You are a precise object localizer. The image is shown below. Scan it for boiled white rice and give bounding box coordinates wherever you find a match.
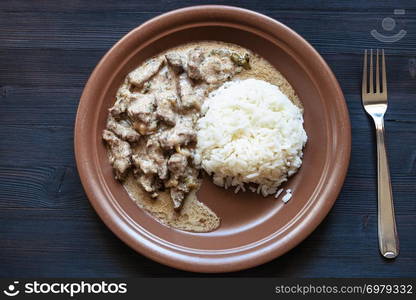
[196,78,307,196]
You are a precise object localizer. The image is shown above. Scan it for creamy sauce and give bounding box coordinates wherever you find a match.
[124,175,219,232]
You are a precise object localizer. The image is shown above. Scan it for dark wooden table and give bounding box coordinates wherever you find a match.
[1,0,415,277]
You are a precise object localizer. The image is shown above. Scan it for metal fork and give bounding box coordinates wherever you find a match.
[362,49,399,259]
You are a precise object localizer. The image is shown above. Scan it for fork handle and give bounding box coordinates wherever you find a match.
[374,117,399,259]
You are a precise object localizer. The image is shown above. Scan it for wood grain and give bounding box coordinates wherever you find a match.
[0,0,415,277]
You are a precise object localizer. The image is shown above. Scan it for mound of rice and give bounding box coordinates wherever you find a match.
[195,78,307,197]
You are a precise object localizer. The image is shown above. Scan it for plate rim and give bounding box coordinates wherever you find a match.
[74,5,351,273]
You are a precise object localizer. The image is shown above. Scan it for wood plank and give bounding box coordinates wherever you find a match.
[0,11,415,52]
[0,163,414,214]
[0,125,75,165]
[1,49,416,95]
[1,87,415,128]
[0,120,414,170]
[0,88,80,126]
[0,49,101,88]
[0,166,87,210]
[0,211,414,277]
[1,0,414,13]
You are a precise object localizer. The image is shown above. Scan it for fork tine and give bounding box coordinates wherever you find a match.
[362,49,367,96]
[376,49,380,93]
[369,49,374,93]
[382,49,387,95]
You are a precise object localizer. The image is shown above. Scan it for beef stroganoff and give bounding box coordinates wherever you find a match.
[102,41,306,232]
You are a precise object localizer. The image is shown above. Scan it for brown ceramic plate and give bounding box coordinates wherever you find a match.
[74,5,351,273]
